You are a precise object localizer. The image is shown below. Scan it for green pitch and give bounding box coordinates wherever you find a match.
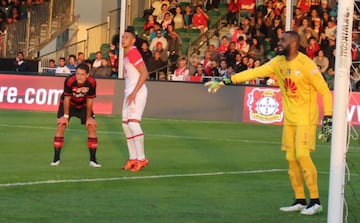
[0,109,359,223]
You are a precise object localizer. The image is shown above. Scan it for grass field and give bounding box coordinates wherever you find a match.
[0,109,359,223]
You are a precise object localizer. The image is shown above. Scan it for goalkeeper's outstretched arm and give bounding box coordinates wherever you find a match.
[205,62,275,93]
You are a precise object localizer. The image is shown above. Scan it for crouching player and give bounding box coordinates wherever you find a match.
[205,31,333,215]
[50,63,101,168]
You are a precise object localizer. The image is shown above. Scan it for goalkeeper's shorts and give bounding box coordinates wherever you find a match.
[281,125,317,158]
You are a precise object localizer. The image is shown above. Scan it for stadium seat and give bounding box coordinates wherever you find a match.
[179,2,190,9]
[88,52,96,60]
[133,17,145,27]
[218,3,229,16]
[188,29,201,43]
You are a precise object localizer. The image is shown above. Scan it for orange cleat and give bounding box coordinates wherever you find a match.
[123,159,137,170]
[130,159,149,172]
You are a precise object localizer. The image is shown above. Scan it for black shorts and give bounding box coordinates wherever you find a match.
[57,103,95,125]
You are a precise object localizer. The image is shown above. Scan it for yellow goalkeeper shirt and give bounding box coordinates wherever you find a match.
[231,52,332,125]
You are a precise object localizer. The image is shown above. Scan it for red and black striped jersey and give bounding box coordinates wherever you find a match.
[61,74,96,109]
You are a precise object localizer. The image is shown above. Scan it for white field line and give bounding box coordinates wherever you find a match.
[0,169,287,187]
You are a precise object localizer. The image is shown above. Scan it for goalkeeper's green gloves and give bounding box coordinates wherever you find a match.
[204,77,232,93]
[318,115,332,143]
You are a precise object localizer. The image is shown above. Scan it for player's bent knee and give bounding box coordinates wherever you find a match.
[128,122,143,135]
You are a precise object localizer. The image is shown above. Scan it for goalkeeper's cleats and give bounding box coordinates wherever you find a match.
[279,199,307,212]
[130,159,149,172]
[89,160,102,168]
[123,159,138,170]
[300,203,323,215]
[50,160,60,166]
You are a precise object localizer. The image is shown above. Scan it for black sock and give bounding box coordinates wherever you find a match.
[53,148,61,162]
[309,198,320,205]
[89,148,97,162]
[295,199,307,205]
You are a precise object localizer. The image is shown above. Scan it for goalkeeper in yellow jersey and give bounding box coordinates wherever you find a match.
[206,31,332,215]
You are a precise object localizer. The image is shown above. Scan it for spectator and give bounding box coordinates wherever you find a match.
[144,14,155,31]
[319,0,330,16]
[233,52,247,72]
[55,57,71,75]
[149,29,168,52]
[152,0,170,18]
[92,58,112,78]
[201,50,212,75]
[218,59,228,76]
[249,37,265,62]
[189,55,200,75]
[296,0,310,15]
[47,59,56,74]
[224,41,238,67]
[13,51,28,72]
[205,0,219,11]
[161,12,173,30]
[254,16,267,40]
[166,25,182,70]
[154,41,168,62]
[156,3,173,24]
[207,44,219,63]
[324,18,336,41]
[191,5,209,40]
[108,49,118,75]
[92,51,103,69]
[193,63,205,78]
[313,49,329,74]
[306,37,320,59]
[293,7,304,32]
[227,0,241,25]
[209,59,220,77]
[139,41,152,69]
[311,17,323,40]
[217,36,230,56]
[236,35,250,57]
[67,54,77,74]
[173,6,184,29]
[183,5,193,29]
[77,52,85,65]
[172,56,189,81]
[318,31,329,53]
[168,0,179,15]
[147,51,167,79]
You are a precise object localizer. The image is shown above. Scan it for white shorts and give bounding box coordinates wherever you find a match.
[122,87,147,122]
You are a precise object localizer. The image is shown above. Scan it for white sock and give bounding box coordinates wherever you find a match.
[122,123,137,160]
[128,122,145,160]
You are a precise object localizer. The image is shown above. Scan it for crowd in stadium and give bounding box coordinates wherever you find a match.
[0,0,46,31]
[122,0,345,89]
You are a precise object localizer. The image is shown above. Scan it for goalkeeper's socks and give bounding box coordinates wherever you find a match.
[308,198,321,206]
[294,199,307,205]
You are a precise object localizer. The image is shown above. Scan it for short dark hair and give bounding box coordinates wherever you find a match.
[125,26,136,38]
[76,63,90,73]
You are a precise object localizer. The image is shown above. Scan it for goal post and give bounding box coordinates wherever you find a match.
[327,0,355,223]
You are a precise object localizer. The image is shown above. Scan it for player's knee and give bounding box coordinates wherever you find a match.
[128,122,143,135]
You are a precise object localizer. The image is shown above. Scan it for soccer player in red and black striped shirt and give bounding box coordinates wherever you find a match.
[50,63,101,167]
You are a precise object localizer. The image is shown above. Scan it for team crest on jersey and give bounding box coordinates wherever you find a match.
[72,86,89,98]
[247,88,283,123]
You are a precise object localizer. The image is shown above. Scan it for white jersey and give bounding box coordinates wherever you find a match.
[123,46,147,95]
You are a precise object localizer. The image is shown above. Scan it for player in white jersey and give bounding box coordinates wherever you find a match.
[121,27,149,172]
